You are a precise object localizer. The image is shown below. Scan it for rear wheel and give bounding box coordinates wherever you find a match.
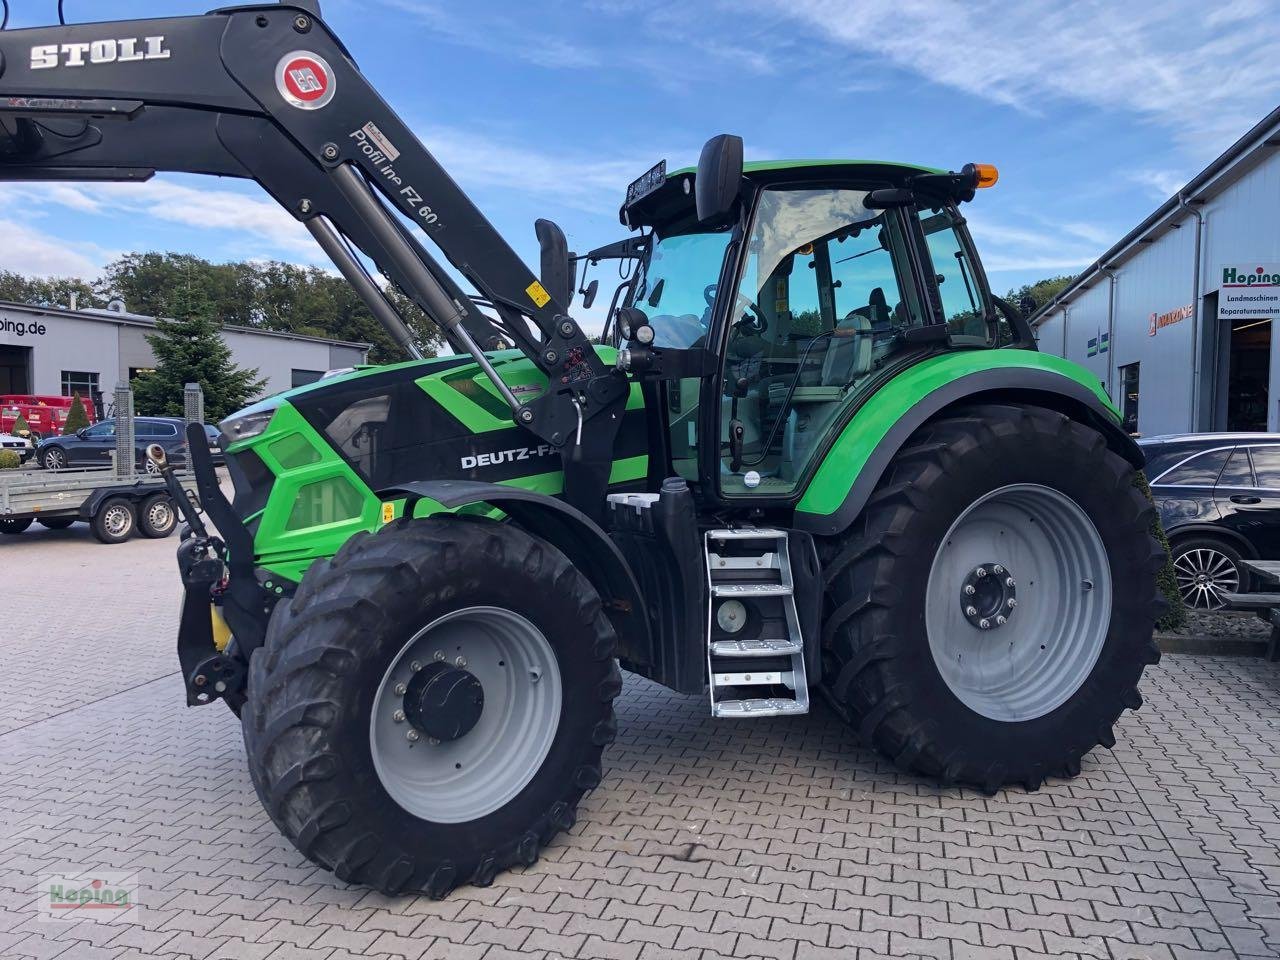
[243,516,620,896]
[821,404,1164,793]
[91,497,135,544]
[1169,536,1244,610]
[0,517,32,535]
[138,494,177,538]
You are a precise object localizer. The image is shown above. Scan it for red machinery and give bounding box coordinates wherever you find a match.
[0,394,98,438]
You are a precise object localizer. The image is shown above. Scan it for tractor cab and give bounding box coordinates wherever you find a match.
[617,143,1021,503]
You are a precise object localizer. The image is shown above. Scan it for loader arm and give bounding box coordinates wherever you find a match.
[0,2,629,512]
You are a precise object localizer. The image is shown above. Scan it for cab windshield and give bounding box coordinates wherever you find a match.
[630,224,733,349]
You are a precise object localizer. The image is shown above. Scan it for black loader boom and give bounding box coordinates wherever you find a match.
[0,1,629,512]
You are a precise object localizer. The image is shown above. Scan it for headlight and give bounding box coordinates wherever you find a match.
[219,408,276,443]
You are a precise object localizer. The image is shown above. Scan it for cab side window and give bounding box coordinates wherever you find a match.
[919,207,988,339]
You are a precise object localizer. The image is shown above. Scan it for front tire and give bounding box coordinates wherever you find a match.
[41,447,65,470]
[91,497,136,544]
[243,517,620,896]
[821,404,1164,793]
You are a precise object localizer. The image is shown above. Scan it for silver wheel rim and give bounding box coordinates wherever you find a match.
[47,449,63,469]
[145,459,161,476]
[1173,547,1238,610]
[925,483,1112,723]
[103,505,131,538]
[369,605,562,823]
[147,500,174,531]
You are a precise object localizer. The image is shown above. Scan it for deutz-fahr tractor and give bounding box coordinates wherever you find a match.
[0,2,1162,896]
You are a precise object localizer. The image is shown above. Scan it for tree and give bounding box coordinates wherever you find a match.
[131,280,267,422]
[11,413,30,437]
[0,271,99,310]
[62,393,90,434]
[1005,275,1075,315]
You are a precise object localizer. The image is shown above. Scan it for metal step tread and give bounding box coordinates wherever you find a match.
[711,582,792,597]
[706,528,788,540]
[712,669,795,686]
[710,638,802,657]
[713,697,808,718]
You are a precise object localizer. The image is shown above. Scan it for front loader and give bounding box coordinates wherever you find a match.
[0,3,1163,897]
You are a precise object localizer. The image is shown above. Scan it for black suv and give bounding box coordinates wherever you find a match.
[1142,433,1280,609]
[34,416,207,473]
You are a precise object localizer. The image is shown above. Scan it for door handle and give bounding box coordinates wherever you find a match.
[1230,495,1262,505]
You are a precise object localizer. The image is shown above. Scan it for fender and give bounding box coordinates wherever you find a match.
[1162,521,1257,558]
[794,351,1143,537]
[379,479,651,662]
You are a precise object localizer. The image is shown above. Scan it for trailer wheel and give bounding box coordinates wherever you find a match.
[138,494,178,538]
[0,517,33,535]
[37,517,76,530]
[243,516,620,897]
[91,497,136,544]
[821,404,1164,793]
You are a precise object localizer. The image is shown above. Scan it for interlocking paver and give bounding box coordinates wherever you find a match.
[3,525,1280,960]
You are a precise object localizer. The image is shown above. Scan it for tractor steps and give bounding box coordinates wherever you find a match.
[705,528,809,719]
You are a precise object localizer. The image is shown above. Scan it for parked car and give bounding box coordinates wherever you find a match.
[35,416,190,474]
[0,431,33,464]
[1142,432,1280,609]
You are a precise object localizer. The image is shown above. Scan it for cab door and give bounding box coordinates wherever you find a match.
[1216,444,1280,559]
[714,185,927,499]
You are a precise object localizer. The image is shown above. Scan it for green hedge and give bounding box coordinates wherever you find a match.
[1133,472,1186,632]
[0,450,20,470]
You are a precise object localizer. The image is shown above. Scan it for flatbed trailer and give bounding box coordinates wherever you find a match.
[0,465,199,543]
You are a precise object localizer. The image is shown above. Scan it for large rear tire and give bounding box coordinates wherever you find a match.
[821,404,1164,793]
[243,516,620,896]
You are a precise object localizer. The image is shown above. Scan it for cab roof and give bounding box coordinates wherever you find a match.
[623,158,948,228]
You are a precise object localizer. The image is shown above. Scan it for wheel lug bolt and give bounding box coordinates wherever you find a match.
[434,650,445,661]
[406,729,420,742]
[979,618,991,629]
[410,661,422,672]
[965,605,978,617]
[428,737,440,746]
[1007,598,1017,608]
[996,615,1007,626]
[394,683,406,696]
[393,709,405,723]
[975,567,987,578]
[455,656,467,668]
[993,564,1004,574]
[964,585,976,596]
[1005,577,1015,588]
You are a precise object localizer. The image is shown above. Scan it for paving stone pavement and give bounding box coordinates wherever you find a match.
[1,524,1279,959]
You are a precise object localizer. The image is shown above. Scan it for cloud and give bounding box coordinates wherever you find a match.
[418,124,689,214]
[745,0,1280,155]
[0,218,111,278]
[1128,167,1192,201]
[965,210,1102,276]
[0,177,318,267]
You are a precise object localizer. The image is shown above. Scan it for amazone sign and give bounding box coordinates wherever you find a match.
[1148,303,1192,337]
[1219,262,1280,321]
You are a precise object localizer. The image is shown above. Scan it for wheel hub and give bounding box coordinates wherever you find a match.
[960,562,1017,630]
[402,662,484,742]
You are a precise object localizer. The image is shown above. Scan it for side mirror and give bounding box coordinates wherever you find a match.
[76,428,87,438]
[534,218,571,308]
[695,133,743,226]
[580,278,599,310]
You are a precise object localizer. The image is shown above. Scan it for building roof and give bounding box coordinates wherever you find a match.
[0,298,371,350]
[1029,104,1280,326]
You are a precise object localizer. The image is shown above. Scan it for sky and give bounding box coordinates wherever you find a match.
[2,0,1280,309]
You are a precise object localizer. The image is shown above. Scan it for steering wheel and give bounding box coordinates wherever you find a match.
[705,283,768,335]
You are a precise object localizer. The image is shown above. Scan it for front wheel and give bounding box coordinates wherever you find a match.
[822,404,1164,793]
[40,447,65,470]
[243,517,620,896]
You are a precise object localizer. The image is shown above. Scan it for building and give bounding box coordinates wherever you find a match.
[0,299,369,412]
[1031,105,1280,436]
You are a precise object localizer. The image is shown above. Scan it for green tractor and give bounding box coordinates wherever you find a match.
[0,4,1161,898]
